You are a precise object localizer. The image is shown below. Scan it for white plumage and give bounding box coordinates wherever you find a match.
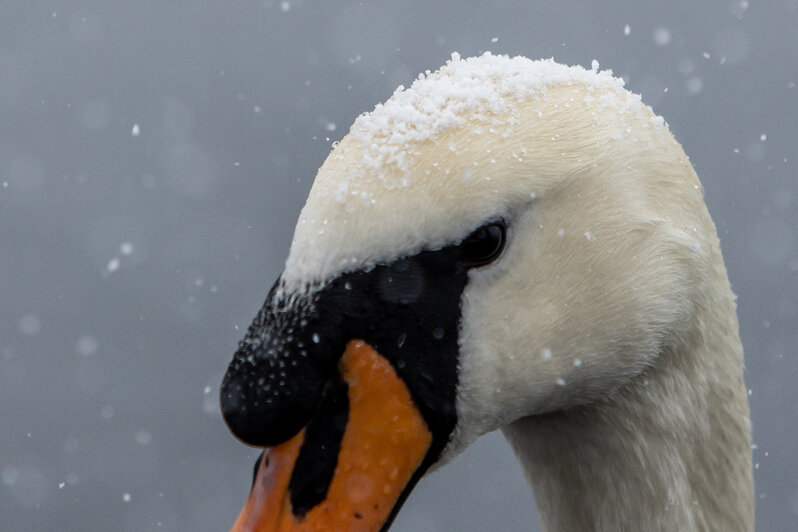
[282,53,754,531]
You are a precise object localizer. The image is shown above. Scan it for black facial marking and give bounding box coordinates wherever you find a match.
[220,283,346,447]
[288,376,349,516]
[251,452,263,489]
[221,220,507,521]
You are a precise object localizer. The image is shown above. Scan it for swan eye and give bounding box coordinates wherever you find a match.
[459,222,506,267]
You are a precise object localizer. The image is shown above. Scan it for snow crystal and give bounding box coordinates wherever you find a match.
[556,378,566,386]
[119,242,134,255]
[19,314,41,336]
[573,359,582,367]
[491,37,499,43]
[541,348,552,360]
[653,27,672,47]
[122,492,132,503]
[134,429,152,447]
[686,77,703,94]
[677,58,695,76]
[131,123,140,137]
[349,52,626,174]
[760,134,767,142]
[731,0,749,20]
[624,24,630,36]
[2,466,19,486]
[106,257,120,273]
[280,1,291,12]
[76,335,98,356]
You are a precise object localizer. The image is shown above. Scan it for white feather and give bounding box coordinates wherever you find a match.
[283,53,754,531]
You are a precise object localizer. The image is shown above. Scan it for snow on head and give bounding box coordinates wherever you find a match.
[349,52,626,174]
[283,52,667,289]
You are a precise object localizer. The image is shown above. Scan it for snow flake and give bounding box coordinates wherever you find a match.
[19,314,42,336]
[76,335,98,356]
[653,27,672,46]
[135,429,152,447]
[106,257,120,273]
[686,77,703,94]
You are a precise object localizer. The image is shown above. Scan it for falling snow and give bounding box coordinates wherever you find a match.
[19,314,42,336]
[653,27,672,46]
[106,257,120,273]
[75,335,98,356]
[3,3,795,531]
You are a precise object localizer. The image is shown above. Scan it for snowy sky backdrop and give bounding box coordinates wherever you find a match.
[1,1,796,530]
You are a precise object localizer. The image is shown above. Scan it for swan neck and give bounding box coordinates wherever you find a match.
[502,295,754,532]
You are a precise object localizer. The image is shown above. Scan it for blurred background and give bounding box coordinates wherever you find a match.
[1,1,796,530]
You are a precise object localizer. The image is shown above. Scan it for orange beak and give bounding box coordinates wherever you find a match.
[230,340,433,531]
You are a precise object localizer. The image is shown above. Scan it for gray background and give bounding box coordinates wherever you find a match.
[1,1,796,530]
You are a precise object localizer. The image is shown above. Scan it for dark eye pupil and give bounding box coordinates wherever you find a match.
[460,223,505,266]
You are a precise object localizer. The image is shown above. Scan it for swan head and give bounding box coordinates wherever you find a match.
[221,52,713,530]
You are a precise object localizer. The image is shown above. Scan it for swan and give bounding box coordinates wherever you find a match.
[220,52,754,531]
